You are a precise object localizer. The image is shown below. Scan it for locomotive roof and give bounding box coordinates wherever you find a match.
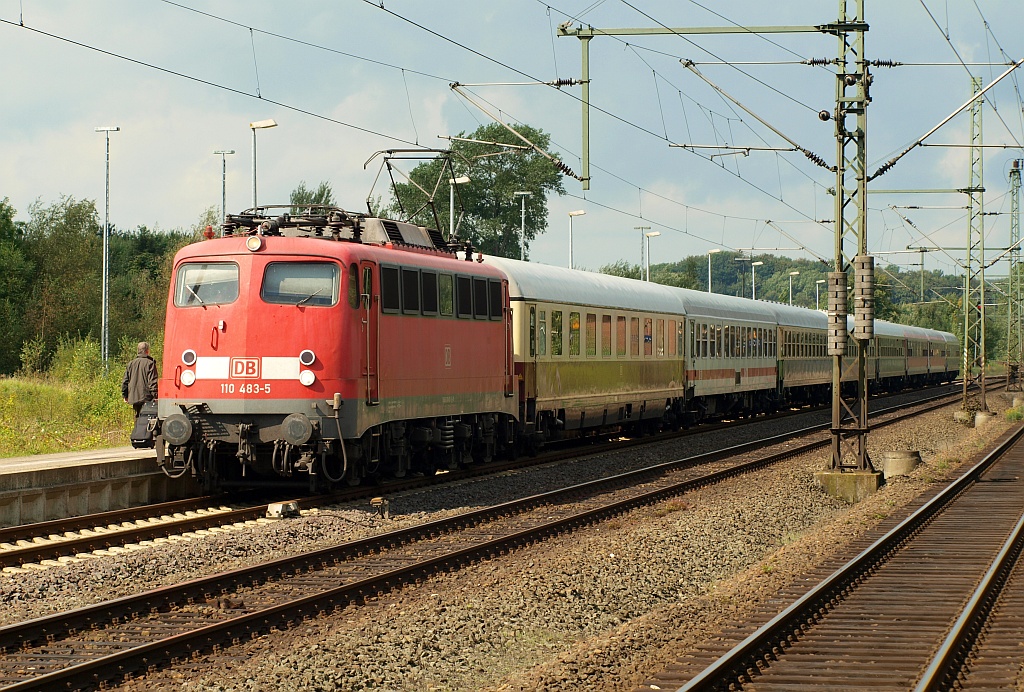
[483,256,686,314]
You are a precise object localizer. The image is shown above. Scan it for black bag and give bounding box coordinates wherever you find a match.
[131,400,158,449]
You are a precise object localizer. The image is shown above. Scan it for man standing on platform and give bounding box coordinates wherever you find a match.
[121,342,158,417]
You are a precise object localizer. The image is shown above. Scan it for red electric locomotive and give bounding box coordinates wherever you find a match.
[157,208,516,490]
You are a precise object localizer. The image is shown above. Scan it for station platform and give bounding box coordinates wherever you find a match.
[0,447,199,527]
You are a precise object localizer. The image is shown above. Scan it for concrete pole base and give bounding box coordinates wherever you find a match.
[814,470,883,503]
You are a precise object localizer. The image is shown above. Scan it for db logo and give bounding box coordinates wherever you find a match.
[231,358,260,378]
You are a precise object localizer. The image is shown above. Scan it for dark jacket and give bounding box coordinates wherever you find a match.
[121,355,158,405]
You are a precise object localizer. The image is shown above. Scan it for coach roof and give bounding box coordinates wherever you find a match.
[484,256,687,314]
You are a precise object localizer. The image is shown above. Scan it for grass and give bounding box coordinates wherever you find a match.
[0,376,133,457]
[653,499,690,517]
[0,336,148,458]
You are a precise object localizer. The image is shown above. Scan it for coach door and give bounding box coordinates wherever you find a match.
[360,260,379,405]
[504,281,514,397]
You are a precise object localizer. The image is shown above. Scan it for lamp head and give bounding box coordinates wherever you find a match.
[568,209,586,217]
[250,119,278,130]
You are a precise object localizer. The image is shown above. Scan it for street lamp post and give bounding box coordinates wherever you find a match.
[816,279,827,311]
[514,191,531,260]
[249,119,277,208]
[645,231,662,281]
[213,150,235,221]
[95,125,119,371]
[789,271,800,305]
[707,249,721,293]
[568,210,586,268]
[449,176,471,240]
[751,261,764,300]
[635,226,650,279]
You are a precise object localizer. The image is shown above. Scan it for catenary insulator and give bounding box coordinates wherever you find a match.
[853,256,874,341]
[828,272,848,356]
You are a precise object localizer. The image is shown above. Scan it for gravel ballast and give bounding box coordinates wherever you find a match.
[0,390,1011,691]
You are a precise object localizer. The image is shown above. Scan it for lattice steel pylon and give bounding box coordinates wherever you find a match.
[828,0,873,472]
[963,77,987,412]
[1008,160,1022,390]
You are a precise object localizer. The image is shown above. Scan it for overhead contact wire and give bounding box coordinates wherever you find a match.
[0,17,423,147]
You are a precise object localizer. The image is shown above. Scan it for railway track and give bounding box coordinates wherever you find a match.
[641,415,1024,691]
[0,388,965,690]
[0,384,963,571]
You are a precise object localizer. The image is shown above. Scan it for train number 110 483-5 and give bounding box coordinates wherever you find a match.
[221,383,271,394]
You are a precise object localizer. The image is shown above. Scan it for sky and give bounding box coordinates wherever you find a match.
[2,1,1024,280]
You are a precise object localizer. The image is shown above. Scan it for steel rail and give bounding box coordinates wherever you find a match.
[678,421,1024,692]
[0,391,960,690]
[0,495,225,545]
[914,507,1024,691]
[0,384,960,569]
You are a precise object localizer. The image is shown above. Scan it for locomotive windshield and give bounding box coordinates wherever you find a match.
[174,262,239,307]
[262,262,339,307]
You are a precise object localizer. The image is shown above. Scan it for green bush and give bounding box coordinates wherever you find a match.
[1006,408,1024,422]
[0,334,160,457]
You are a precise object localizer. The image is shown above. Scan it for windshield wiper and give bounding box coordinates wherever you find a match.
[185,284,206,306]
[296,287,324,306]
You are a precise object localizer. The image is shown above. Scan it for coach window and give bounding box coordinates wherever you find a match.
[668,320,676,357]
[262,262,339,307]
[529,307,537,358]
[655,319,664,357]
[677,321,685,359]
[617,316,627,357]
[421,271,438,315]
[175,262,239,307]
[380,266,401,313]
[644,318,653,357]
[439,274,454,316]
[551,311,563,356]
[569,312,581,356]
[586,314,597,357]
[347,263,359,308]
[401,268,420,314]
[631,317,641,357]
[456,276,473,318]
[473,278,488,319]
[601,315,612,357]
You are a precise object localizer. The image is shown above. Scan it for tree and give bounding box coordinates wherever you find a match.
[598,259,642,280]
[0,198,32,373]
[387,122,566,259]
[290,181,336,212]
[19,196,103,356]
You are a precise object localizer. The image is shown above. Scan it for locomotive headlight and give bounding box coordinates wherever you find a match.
[299,370,316,386]
[181,349,197,366]
[246,235,263,252]
[181,369,196,386]
[299,349,316,366]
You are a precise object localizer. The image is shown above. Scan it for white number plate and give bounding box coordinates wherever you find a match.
[221,383,272,394]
